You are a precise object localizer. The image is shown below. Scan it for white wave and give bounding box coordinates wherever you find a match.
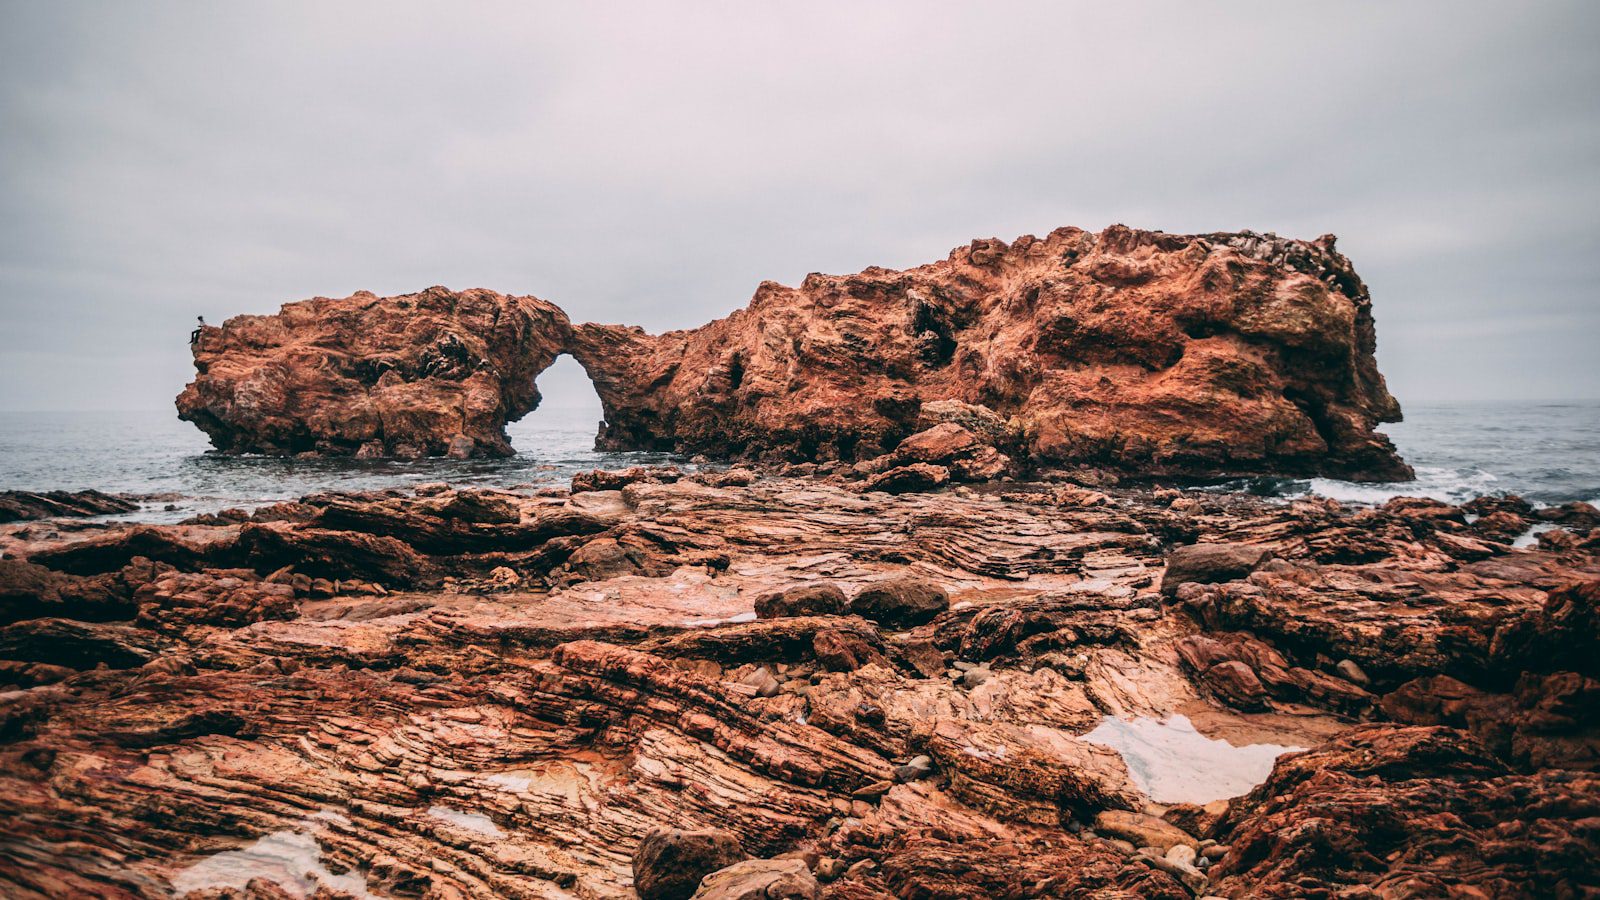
[1304,465,1502,506]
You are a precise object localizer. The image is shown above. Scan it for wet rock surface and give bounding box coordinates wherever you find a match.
[0,473,1594,898]
[0,490,140,523]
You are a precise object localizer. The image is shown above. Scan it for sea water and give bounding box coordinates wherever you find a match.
[0,405,669,523]
[1201,401,1600,508]
[0,402,1595,523]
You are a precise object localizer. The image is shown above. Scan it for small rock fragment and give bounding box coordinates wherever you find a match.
[893,755,934,782]
[1335,659,1370,685]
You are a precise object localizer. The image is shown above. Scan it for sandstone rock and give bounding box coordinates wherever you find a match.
[1093,810,1196,852]
[1162,803,1226,841]
[1,475,1593,898]
[753,584,848,619]
[0,559,136,625]
[565,226,1410,481]
[690,859,819,900]
[892,638,948,678]
[179,226,1411,480]
[1199,660,1269,711]
[0,617,166,669]
[873,832,1188,897]
[1160,542,1272,593]
[875,422,1014,484]
[1210,725,1598,897]
[1491,578,1600,678]
[572,466,682,493]
[913,399,1012,443]
[1536,500,1600,527]
[178,286,571,457]
[739,666,782,699]
[633,827,749,900]
[859,463,950,494]
[849,577,950,627]
[812,628,887,672]
[435,489,522,525]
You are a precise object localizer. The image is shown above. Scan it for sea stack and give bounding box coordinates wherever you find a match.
[177,287,572,459]
[178,225,1412,481]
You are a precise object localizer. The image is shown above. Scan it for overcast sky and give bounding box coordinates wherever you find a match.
[2,1,1597,413]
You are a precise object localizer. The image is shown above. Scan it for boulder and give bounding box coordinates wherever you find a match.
[1093,810,1196,853]
[860,463,950,495]
[850,578,950,627]
[1160,543,1272,594]
[632,827,749,900]
[753,584,848,619]
[812,628,887,672]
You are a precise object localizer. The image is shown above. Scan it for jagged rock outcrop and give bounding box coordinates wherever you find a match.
[179,226,1409,479]
[0,490,139,523]
[178,286,571,458]
[569,226,1409,480]
[1208,724,1599,898]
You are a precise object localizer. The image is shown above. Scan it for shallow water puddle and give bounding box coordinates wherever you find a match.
[1080,714,1302,804]
[169,824,375,898]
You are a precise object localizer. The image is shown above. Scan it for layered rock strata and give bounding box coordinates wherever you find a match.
[180,226,1410,480]
[1,469,1595,898]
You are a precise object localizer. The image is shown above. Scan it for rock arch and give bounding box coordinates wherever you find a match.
[178,225,1411,481]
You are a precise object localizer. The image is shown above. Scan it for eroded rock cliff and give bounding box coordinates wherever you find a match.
[178,226,1410,480]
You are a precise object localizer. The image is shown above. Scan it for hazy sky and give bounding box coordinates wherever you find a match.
[2,1,1597,413]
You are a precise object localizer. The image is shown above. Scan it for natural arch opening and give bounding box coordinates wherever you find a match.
[506,353,605,454]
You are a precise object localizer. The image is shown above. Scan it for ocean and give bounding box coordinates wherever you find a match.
[0,402,1596,524]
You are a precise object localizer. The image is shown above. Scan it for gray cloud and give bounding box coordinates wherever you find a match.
[3,0,1597,412]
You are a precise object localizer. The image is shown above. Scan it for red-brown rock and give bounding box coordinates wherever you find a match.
[178,286,571,457]
[1209,725,1600,898]
[178,227,1412,480]
[568,226,1410,480]
[633,827,749,900]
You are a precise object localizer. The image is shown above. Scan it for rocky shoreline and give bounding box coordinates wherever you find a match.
[1,465,1596,898]
[8,225,1595,897]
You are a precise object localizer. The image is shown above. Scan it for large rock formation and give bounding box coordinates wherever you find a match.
[178,226,1410,480]
[178,286,571,458]
[570,226,1409,480]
